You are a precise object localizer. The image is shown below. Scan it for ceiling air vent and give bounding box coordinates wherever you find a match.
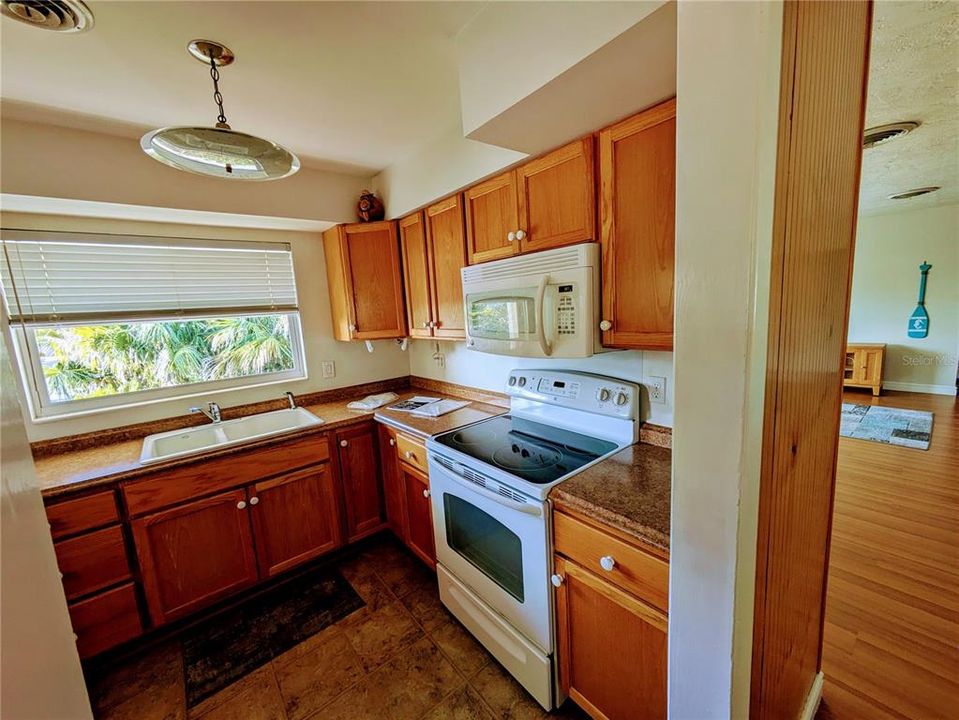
[1,0,93,32]
[889,186,941,200]
[863,121,919,149]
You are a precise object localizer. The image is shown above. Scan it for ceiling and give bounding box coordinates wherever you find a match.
[0,1,486,176]
[860,1,959,214]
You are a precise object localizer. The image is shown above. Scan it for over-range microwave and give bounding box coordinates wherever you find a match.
[461,243,601,358]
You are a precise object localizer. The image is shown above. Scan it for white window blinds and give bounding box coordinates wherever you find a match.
[0,230,298,324]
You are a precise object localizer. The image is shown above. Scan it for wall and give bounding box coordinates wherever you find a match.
[410,341,674,427]
[669,0,783,717]
[1,212,411,442]
[848,203,959,394]
[1,314,93,719]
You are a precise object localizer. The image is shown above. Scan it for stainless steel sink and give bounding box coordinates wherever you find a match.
[140,407,323,465]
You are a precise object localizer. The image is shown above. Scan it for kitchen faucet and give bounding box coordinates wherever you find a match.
[189,401,222,423]
[285,391,296,409]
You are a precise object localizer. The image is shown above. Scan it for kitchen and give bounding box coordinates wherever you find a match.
[0,3,881,720]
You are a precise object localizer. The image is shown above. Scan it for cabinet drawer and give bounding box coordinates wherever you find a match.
[46,490,119,540]
[554,510,668,612]
[55,525,131,600]
[123,434,330,516]
[395,432,428,474]
[68,582,142,658]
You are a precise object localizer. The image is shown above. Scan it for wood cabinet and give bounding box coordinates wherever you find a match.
[598,98,676,351]
[843,343,885,396]
[553,507,668,720]
[464,138,595,264]
[249,466,342,578]
[132,489,260,625]
[54,525,131,601]
[336,422,386,541]
[68,583,142,659]
[378,424,408,541]
[402,463,436,570]
[399,196,469,340]
[323,220,406,340]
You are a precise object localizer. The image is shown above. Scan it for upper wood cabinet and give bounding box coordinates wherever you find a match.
[464,138,595,265]
[399,196,469,340]
[336,422,386,542]
[599,98,676,350]
[323,221,407,341]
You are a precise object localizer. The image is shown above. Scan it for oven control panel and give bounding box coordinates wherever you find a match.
[505,369,639,419]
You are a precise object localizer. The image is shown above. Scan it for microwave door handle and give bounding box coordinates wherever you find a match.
[535,275,553,357]
[439,465,542,517]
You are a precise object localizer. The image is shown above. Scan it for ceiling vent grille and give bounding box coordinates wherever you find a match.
[889,186,941,200]
[863,121,919,149]
[1,0,93,32]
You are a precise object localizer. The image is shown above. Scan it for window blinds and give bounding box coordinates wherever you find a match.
[0,230,298,325]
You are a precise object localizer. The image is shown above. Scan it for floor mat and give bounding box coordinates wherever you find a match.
[840,403,934,450]
[182,567,364,707]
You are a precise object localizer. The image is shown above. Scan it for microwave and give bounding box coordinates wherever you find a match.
[461,243,601,358]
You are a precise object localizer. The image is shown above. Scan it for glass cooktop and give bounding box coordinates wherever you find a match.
[433,415,617,485]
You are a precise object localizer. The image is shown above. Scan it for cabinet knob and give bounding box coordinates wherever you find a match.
[237,500,247,510]
[348,324,357,332]
[550,574,564,587]
[249,496,259,506]
[515,229,527,241]
[405,450,414,459]
[599,320,612,332]
[340,439,349,447]
[422,321,430,328]
[599,555,616,572]
[507,231,516,243]
[423,489,430,498]
[389,438,396,446]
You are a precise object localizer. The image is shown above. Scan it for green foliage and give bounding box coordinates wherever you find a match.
[36,315,294,402]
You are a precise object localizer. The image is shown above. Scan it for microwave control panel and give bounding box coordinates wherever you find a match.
[556,284,577,336]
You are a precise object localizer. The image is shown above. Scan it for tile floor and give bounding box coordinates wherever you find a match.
[87,535,589,720]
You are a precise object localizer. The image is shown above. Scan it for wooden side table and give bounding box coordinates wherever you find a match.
[843,343,885,396]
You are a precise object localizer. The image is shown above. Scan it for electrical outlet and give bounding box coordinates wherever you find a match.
[645,376,666,404]
[321,361,336,379]
[434,353,446,369]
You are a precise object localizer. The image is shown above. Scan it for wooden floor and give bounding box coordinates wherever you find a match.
[817,389,959,720]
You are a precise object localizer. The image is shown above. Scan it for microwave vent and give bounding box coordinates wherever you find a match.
[462,243,598,283]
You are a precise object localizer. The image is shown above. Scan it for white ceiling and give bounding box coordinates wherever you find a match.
[0,1,486,176]
[860,1,959,214]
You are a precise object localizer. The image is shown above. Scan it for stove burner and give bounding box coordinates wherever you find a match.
[450,428,498,446]
[491,442,562,471]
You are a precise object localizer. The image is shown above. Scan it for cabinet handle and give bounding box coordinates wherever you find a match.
[423,489,430,498]
[348,324,357,333]
[599,320,612,332]
[237,500,247,510]
[422,321,430,328]
[550,574,564,587]
[599,555,616,572]
[389,438,396,446]
[515,229,527,241]
[405,450,414,459]
[249,496,259,506]
[507,231,516,243]
[340,439,349,448]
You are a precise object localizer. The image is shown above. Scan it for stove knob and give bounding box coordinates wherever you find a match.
[596,388,611,402]
[615,392,629,406]
[508,376,517,387]
[518,377,527,387]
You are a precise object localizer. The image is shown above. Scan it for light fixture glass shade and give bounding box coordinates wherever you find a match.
[140,126,300,181]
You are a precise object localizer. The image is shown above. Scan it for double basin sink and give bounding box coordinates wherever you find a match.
[139,407,324,465]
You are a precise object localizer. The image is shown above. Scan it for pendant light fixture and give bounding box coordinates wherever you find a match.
[140,40,300,181]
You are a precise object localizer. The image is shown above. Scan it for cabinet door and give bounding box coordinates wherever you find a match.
[426,195,468,339]
[599,99,676,351]
[464,171,519,264]
[337,423,386,542]
[862,350,883,385]
[249,465,342,578]
[402,464,436,569]
[516,137,595,254]
[399,212,434,338]
[378,424,408,542]
[132,489,258,626]
[342,221,407,339]
[555,557,667,720]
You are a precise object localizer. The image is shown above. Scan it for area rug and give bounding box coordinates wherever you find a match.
[840,403,934,450]
[182,567,364,707]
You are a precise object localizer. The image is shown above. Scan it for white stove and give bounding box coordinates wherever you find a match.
[426,369,639,710]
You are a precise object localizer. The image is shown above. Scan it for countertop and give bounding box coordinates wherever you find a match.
[550,442,672,553]
[36,392,505,499]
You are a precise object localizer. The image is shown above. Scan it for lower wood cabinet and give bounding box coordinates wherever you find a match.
[843,342,885,396]
[378,423,409,542]
[132,488,260,626]
[336,423,387,541]
[402,463,436,569]
[68,582,142,659]
[249,465,342,578]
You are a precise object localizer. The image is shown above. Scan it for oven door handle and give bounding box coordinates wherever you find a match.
[535,275,553,357]
[439,467,542,517]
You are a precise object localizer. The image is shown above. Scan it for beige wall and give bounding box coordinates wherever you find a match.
[848,203,959,393]
[1,212,411,442]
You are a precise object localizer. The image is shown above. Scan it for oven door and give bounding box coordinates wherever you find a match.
[428,454,552,652]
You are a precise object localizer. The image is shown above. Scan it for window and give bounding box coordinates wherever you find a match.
[1,230,306,419]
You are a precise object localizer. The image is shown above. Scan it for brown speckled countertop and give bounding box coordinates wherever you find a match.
[550,443,671,553]
[36,392,504,499]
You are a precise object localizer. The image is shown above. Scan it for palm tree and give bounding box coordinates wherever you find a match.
[207,315,293,379]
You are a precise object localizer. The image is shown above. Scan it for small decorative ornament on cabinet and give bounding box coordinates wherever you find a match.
[356,190,385,222]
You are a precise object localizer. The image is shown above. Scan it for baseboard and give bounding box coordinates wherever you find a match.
[883,381,956,396]
[799,672,824,720]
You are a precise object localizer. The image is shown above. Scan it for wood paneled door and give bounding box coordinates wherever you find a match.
[336,423,386,542]
[378,424,408,542]
[402,464,435,569]
[554,556,667,720]
[599,98,676,351]
[132,489,259,625]
[516,137,595,254]
[399,212,433,339]
[464,171,520,264]
[248,465,342,578]
[323,221,406,341]
[425,195,468,338]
